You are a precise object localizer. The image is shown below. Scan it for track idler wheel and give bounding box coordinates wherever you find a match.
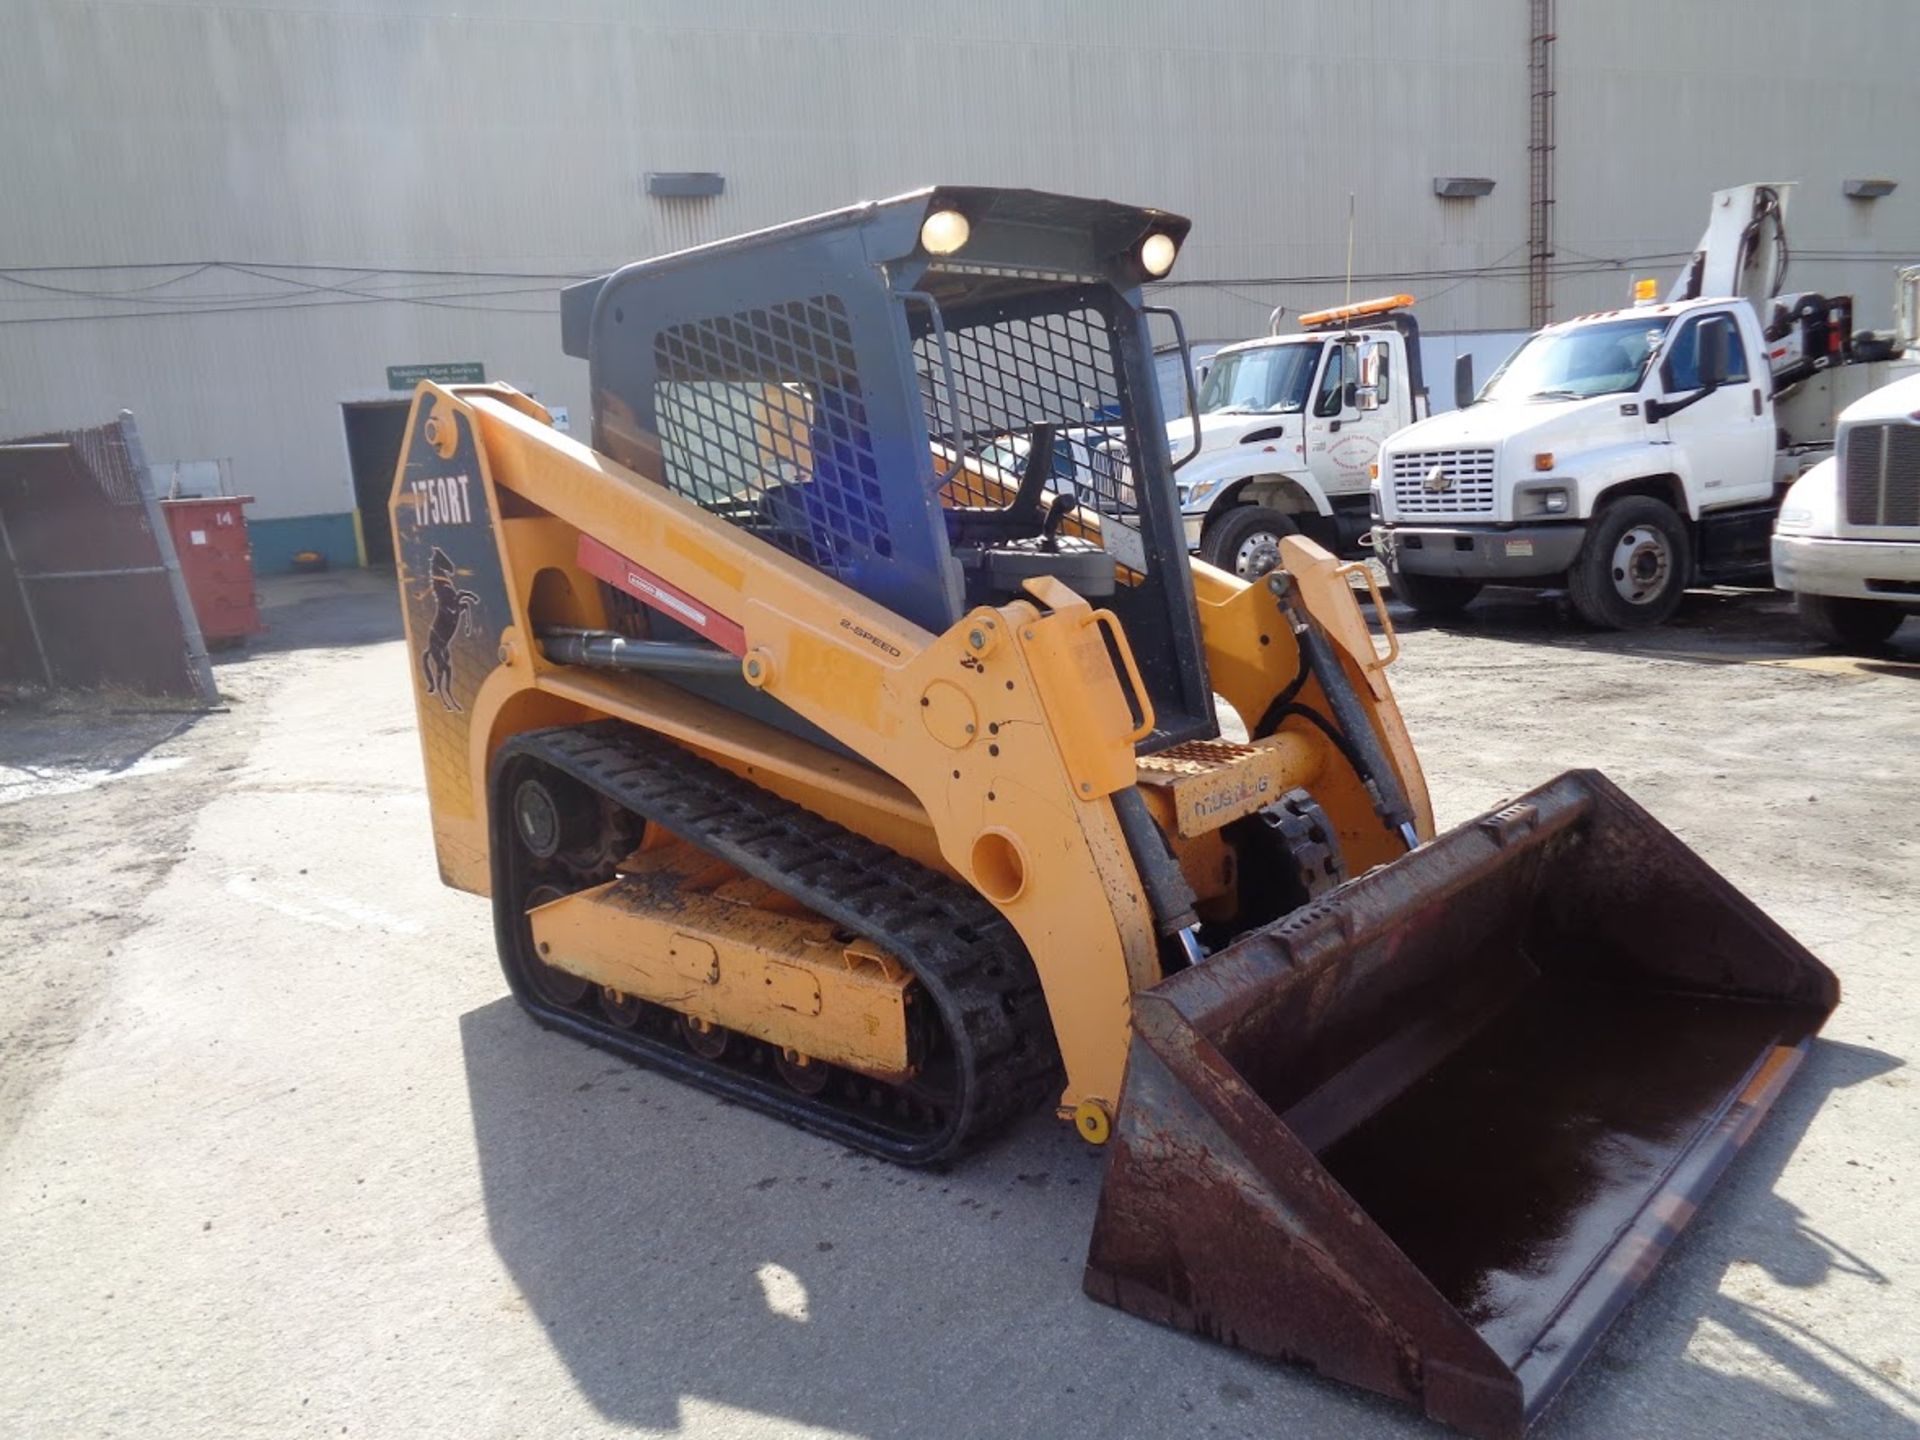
[679,1015,729,1060]
[600,986,644,1028]
[512,773,597,861]
[775,1047,830,1096]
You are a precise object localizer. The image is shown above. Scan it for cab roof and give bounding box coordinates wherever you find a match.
[1548,294,1746,331]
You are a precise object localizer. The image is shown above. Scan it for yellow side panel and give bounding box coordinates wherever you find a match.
[531,664,950,876]
[388,391,517,893]
[778,627,890,734]
[456,392,1160,1114]
[529,851,913,1080]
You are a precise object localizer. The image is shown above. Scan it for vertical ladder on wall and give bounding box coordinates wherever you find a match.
[1527,0,1557,329]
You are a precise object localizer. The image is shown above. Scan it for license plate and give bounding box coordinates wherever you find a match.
[1505,538,1535,558]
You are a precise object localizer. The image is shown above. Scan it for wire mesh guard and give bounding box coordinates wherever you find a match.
[916,306,1139,519]
[651,294,892,574]
[645,294,1144,594]
[39,423,146,507]
[0,416,206,697]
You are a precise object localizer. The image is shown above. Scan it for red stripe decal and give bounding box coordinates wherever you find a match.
[575,534,747,656]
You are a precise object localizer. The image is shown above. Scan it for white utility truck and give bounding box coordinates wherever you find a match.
[1773,365,1920,645]
[1371,183,1917,628]
[1169,295,1430,578]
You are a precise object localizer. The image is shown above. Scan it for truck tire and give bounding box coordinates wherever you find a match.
[1567,496,1691,629]
[1200,505,1298,580]
[1384,565,1481,616]
[1793,592,1906,647]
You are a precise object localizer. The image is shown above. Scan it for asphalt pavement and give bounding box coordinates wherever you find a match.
[2,572,1915,1440]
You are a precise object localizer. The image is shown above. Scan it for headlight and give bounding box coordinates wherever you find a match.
[1139,232,1179,277]
[920,209,970,255]
[1776,506,1813,531]
[1516,484,1570,518]
[1178,477,1219,507]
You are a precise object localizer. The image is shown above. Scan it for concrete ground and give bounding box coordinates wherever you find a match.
[2,572,1916,1440]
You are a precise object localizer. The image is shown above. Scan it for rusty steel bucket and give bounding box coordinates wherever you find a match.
[1085,770,1838,1440]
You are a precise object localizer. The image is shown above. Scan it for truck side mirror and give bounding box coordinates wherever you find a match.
[1698,318,1729,390]
[1356,340,1388,410]
[1453,353,1475,410]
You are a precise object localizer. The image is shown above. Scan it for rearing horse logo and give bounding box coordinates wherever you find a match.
[421,546,482,711]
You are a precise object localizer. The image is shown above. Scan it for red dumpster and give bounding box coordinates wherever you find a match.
[160,495,262,645]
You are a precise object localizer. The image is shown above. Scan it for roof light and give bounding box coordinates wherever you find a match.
[920,209,971,256]
[1633,278,1660,305]
[1140,232,1179,277]
[1297,294,1416,328]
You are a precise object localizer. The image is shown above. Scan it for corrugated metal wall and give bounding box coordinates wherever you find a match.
[1553,1,1917,322]
[3,0,1915,530]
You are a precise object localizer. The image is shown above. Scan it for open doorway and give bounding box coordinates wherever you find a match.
[341,400,412,568]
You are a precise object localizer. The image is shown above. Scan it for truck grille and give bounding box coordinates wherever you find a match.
[1842,423,1920,527]
[1387,448,1498,515]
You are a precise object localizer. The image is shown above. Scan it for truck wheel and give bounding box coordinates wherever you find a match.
[1200,506,1298,580]
[1384,565,1481,616]
[1568,497,1691,629]
[1794,592,1906,647]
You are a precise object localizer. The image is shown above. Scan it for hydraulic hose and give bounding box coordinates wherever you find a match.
[538,628,740,677]
[1267,575,1419,851]
[1112,788,1200,937]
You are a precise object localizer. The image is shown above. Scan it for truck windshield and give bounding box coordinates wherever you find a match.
[1482,317,1671,402]
[1197,342,1323,414]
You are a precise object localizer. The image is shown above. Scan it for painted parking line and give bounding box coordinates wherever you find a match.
[224,871,425,934]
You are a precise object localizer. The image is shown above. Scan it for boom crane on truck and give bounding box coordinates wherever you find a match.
[1373,182,1917,627]
[390,186,1837,1440]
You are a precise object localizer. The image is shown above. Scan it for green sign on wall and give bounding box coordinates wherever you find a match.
[386,361,486,391]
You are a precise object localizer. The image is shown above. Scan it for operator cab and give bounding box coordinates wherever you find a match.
[563,185,1220,750]
[942,423,1125,604]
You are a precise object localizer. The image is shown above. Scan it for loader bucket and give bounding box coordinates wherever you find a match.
[1085,770,1838,1440]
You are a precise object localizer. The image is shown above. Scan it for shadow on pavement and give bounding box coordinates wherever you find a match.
[458,996,1119,1438]
[219,569,405,659]
[1384,585,1920,671]
[1545,1037,1913,1437]
[458,995,1455,1439]
[0,691,204,773]
[463,986,1907,1438]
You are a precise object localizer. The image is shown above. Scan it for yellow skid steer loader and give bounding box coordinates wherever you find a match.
[390,188,1837,1439]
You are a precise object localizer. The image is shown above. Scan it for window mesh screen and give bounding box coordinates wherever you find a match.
[916,307,1137,517]
[652,294,891,570]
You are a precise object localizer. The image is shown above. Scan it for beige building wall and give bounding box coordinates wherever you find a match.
[3,0,1914,563]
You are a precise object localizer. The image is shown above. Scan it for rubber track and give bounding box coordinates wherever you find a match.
[490,721,1063,1165]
